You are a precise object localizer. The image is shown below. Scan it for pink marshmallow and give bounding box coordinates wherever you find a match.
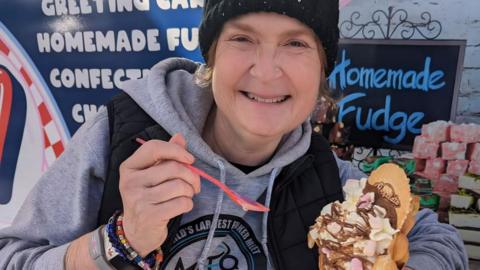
[450,123,480,143]
[413,136,439,159]
[420,158,446,180]
[446,160,469,177]
[421,120,450,142]
[467,143,480,161]
[441,142,467,160]
[433,174,459,193]
[469,160,480,176]
[425,158,446,174]
[350,258,363,270]
[321,248,332,257]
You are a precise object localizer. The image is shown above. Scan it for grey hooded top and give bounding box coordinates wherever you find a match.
[0,58,468,270]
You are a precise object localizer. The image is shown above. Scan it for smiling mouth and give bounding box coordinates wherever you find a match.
[240,91,290,104]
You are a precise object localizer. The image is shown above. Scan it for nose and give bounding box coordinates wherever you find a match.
[249,45,282,81]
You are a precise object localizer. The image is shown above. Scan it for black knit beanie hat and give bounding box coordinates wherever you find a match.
[199,0,339,76]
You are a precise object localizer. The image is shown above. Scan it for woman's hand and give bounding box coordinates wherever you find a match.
[119,133,200,256]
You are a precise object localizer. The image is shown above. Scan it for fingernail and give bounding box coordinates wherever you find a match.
[186,154,195,163]
[135,138,146,144]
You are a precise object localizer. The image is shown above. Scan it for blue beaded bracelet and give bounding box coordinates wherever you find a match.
[105,211,162,270]
[106,212,130,261]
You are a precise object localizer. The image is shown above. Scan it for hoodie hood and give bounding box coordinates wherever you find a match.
[120,58,314,269]
[119,57,312,177]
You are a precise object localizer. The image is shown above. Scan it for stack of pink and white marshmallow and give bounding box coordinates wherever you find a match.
[412,121,480,210]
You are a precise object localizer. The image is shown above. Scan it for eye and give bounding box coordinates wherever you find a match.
[286,40,309,48]
[229,35,253,43]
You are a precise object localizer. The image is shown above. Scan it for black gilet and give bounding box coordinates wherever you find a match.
[97,92,344,270]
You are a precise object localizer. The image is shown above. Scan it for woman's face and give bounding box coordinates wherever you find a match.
[211,12,323,141]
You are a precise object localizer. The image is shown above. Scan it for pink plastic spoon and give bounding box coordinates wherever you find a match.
[136,138,269,212]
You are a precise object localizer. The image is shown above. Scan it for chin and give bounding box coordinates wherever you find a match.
[241,121,294,140]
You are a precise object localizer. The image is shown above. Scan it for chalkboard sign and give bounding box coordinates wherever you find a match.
[329,39,465,150]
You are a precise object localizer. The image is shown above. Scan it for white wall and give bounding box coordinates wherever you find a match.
[340,0,480,123]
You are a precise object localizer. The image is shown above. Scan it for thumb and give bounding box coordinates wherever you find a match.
[169,133,187,148]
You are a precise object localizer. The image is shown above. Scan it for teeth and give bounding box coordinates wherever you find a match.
[246,92,287,103]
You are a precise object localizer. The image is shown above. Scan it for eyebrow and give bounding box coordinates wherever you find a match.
[226,21,315,39]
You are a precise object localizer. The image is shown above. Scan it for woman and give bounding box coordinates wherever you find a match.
[0,0,468,269]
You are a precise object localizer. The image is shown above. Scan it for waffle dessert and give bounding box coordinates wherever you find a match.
[308,164,420,270]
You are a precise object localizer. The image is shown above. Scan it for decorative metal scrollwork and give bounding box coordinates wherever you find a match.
[340,6,442,40]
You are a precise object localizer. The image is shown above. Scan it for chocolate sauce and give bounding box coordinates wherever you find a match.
[312,181,402,269]
[363,183,398,229]
[317,200,390,268]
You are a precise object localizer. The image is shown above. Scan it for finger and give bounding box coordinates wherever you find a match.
[135,160,201,193]
[150,196,195,222]
[122,139,194,170]
[145,179,195,204]
[169,133,186,148]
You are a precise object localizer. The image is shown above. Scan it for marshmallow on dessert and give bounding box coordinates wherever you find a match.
[309,164,416,270]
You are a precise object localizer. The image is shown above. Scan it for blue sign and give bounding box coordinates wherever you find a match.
[329,39,465,150]
[0,0,204,224]
[2,0,204,133]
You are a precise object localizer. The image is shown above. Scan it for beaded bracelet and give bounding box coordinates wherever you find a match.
[116,213,163,269]
[106,212,128,261]
[106,211,163,270]
[106,211,162,270]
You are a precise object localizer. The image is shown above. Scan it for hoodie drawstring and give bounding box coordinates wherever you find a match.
[197,160,226,270]
[262,168,280,270]
[197,163,280,270]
